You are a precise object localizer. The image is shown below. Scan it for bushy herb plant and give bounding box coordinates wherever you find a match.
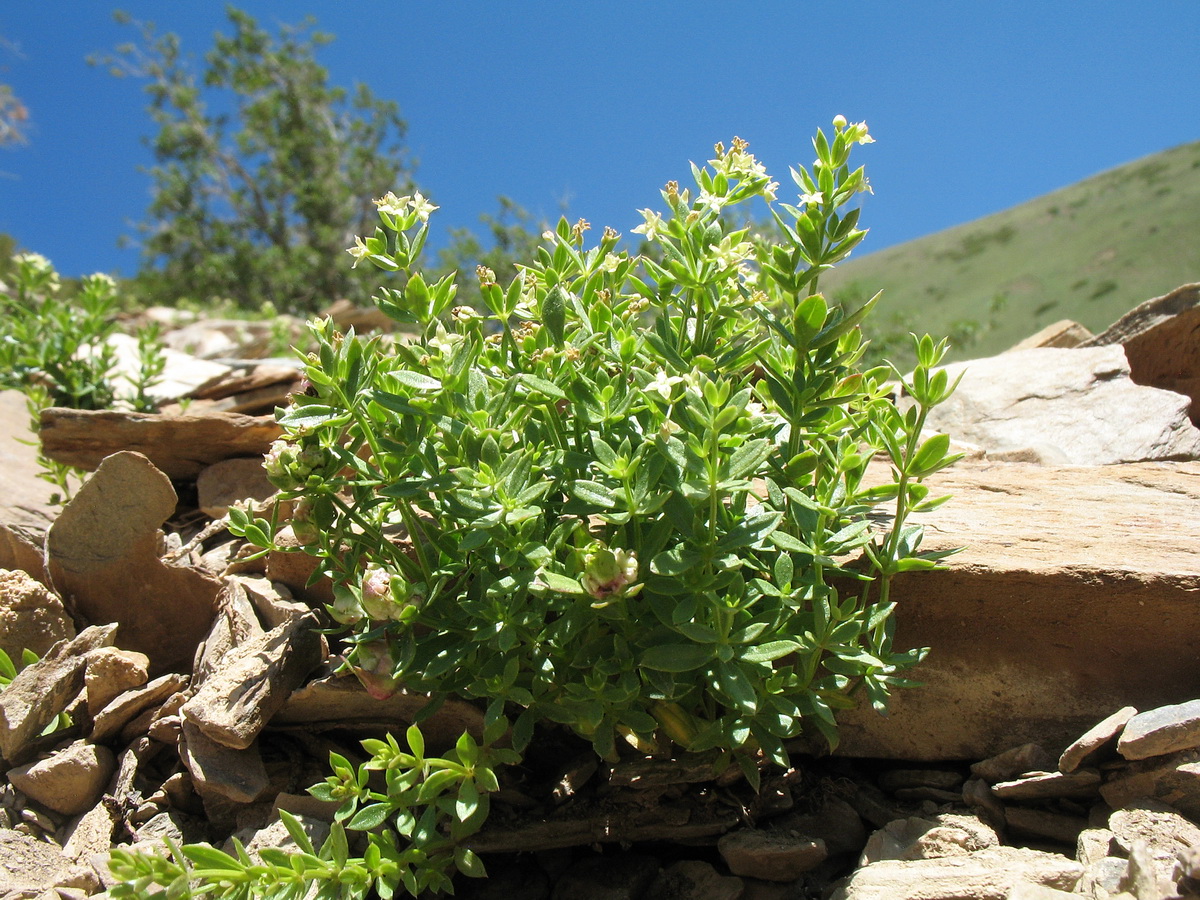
[113,118,961,898]
[0,253,166,500]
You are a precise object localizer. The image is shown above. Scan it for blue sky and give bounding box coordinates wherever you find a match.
[1,2,1198,280]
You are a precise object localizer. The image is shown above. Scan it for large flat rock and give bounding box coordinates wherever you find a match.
[830,459,1200,760]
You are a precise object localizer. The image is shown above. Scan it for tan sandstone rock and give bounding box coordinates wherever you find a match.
[0,567,74,660]
[828,459,1200,760]
[7,739,116,816]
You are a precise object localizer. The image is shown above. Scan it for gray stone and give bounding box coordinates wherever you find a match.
[83,648,150,717]
[0,624,117,765]
[1059,705,1137,772]
[828,846,1083,900]
[0,389,65,535]
[45,451,219,676]
[961,778,1006,830]
[878,768,963,794]
[0,830,100,898]
[180,719,269,804]
[89,673,188,745]
[0,522,49,586]
[7,739,116,816]
[774,794,867,857]
[991,769,1102,801]
[1004,807,1087,846]
[1085,282,1200,421]
[918,345,1200,465]
[1118,699,1200,760]
[1100,748,1200,820]
[859,814,998,865]
[274,674,486,752]
[645,860,744,900]
[182,613,323,750]
[0,568,74,661]
[1119,839,1174,900]
[1007,319,1094,352]
[196,457,276,518]
[223,814,331,866]
[39,406,283,481]
[718,828,827,881]
[1109,799,1200,875]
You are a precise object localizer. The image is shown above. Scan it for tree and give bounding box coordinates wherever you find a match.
[97,7,414,313]
[0,35,29,146]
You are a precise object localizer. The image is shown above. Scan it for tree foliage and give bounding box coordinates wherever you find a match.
[97,7,414,313]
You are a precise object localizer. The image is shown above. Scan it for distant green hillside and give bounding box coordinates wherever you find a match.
[824,140,1200,364]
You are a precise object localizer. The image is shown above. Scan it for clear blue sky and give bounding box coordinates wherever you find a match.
[1,2,1198,280]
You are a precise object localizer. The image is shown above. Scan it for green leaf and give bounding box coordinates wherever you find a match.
[651,545,703,576]
[517,373,567,400]
[391,369,442,392]
[542,285,568,346]
[739,640,801,663]
[571,479,616,507]
[715,660,758,713]
[347,802,393,831]
[640,644,715,672]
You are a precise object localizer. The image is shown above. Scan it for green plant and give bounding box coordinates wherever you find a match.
[112,117,961,897]
[105,723,514,899]
[0,252,165,501]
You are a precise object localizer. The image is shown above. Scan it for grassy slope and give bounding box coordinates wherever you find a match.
[823,140,1200,362]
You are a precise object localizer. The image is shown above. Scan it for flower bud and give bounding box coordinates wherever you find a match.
[350,639,400,700]
[359,566,395,620]
[581,542,640,606]
[832,114,848,130]
[291,498,320,546]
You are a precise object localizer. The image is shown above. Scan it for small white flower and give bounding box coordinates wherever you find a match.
[762,180,779,202]
[798,191,824,208]
[410,191,438,222]
[632,208,666,241]
[373,191,410,217]
[709,236,755,269]
[347,235,371,268]
[648,369,683,402]
[696,189,726,214]
[598,253,621,274]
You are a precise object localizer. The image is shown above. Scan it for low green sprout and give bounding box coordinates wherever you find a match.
[114,117,962,898]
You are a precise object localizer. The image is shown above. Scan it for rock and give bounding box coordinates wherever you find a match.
[188,362,302,404]
[1118,699,1200,760]
[991,769,1102,801]
[88,672,188,745]
[827,458,1200,761]
[1004,808,1088,846]
[181,613,324,750]
[718,828,827,881]
[0,830,100,898]
[274,674,486,750]
[0,522,49,586]
[264,526,334,605]
[1005,884,1079,899]
[859,814,998,865]
[646,860,744,900]
[83,648,150,717]
[918,345,1200,465]
[1059,706,1137,772]
[0,389,66,535]
[1099,748,1200,820]
[549,853,661,900]
[230,575,309,629]
[180,719,269,804]
[0,567,74,660]
[163,318,302,360]
[827,846,1083,900]
[1109,799,1200,870]
[102,332,233,405]
[7,739,116,816]
[878,768,964,794]
[1085,282,1200,422]
[1007,319,1094,351]
[61,799,121,863]
[39,407,283,480]
[1076,827,1117,867]
[0,624,117,765]
[1120,839,1174,900]
[45,451,219,675]
[223,814,330,866]
[196,457,276,518]
[961,778,1006,830]
[774,794,867,857]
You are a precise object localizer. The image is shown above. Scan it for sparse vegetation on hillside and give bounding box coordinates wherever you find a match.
[824,140,1200,367]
